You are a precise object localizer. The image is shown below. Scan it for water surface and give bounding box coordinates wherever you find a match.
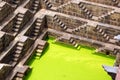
[25,37,115,80]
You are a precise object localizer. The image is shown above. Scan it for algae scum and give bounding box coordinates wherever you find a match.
[25,37,115,80]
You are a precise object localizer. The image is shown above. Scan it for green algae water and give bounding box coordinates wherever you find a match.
[25,37,115,80]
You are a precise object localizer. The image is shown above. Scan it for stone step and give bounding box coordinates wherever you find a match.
[36,49,42,53]
[16,73,24,78]
[53,15,58,20]
[46,2,52,8]
[88,13,93,18]
[14,53,20,58]
[36,53,41,56]
[79,3,84,8]
[16,22,22,25]
[35,26,40,29]
[60,23,65,28]
[44,0,48,3]
[37,19,42,23]
[58,21,63,25]
[34,0,39,4]
[13,57,18,62]
[56,19,60,23]
[33,32,38,36]
[35,22,41,26]
[38,46,44,49]
[17,14,24,18]
[69,38,74,43]
[13,28,19,32]
[14,24,20,28]
[99,28,103,33]
[86,11,91,15]
[33,4,39,7]
[17,17,23,21]
[74,44,79,48]
[84,8,88,13]
[15,50,21,54]
[32,6,38,10]
[17,43,24,47]
[14,77,22,80]
[34,29,39,33]
[63,26,67,30]
[103,34,107,38]
[72,41,76,45]
[106,36,110,41]
[16,46,23,50]
[101,31,105,35]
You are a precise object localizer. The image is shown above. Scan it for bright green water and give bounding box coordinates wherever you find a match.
[25,37,115,80]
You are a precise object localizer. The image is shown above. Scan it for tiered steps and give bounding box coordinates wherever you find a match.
[53,15,68,30]
[31,0,40,12]
[13,41,24,62]
[72,24,87,32]
[32,18,42,38]
[14,72,24,80]
[98,10,115,20]
[95,26,110,41]
[43,0,52,8]
[36,44,44,57]
[69,37,79,49]
[13,13,24,33]
[57,1,72,10]
[9,41,24,66]
[78,2,93,18]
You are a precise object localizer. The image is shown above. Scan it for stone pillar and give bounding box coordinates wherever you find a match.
[115,52,120,66]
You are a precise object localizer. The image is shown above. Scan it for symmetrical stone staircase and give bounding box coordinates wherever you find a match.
[95,26,110,41]
[72,24,87,32]
[43,0,52,8]
[98,10,115,20]
[53,15,68,30]
[31,0,40,12]
[78,2,93,19]
[12,13,24,33]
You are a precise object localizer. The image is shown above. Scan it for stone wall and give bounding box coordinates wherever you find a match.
[85,0,120,7]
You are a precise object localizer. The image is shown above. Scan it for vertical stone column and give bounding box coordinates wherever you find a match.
[115,52,120,66]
